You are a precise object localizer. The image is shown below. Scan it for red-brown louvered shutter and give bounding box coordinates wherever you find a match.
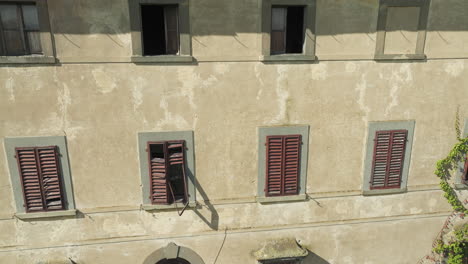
[266,136,283,196]
[463,156,468,182]
[266,135,301,196]
[148,142,170,204]
[370,130,407,189]
[167,140,188,203]
[36,147,64,211]
[283,135,301,195]
[16,147,44,212]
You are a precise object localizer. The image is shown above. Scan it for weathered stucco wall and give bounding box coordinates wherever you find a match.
[1,0,468,263]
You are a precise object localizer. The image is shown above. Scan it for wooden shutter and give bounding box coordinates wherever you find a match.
[37,147,64,210]
[265,135,301,196]
[164,5,179,55]
[270,7,287,54]
[370,130,408,189]
[15,146,64,212]
[167,141,188,202]
[148,142,170,204]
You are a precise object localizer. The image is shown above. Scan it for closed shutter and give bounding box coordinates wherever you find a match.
[148,142,170,204]
[37,147,64,210]
[265,135,301,196]
[370,130,408,189]
[15,146,64,212]
[463,156,468,182]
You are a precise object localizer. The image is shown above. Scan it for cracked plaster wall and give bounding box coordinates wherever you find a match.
[1,0,468,263]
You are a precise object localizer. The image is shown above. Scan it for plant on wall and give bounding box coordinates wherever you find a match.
[430,112,468,264]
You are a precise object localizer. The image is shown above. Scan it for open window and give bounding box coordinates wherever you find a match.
[147,140,188,205]
[138,131,196,212]
[270,6,304,55]
[260,0,316,62]
[128,0,192,63]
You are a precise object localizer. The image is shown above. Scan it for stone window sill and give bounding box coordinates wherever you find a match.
[131,55,194,64]
[0,55,56,64]
[374,54,426,61]
[142,201,197,211]
[15,209,77,220]
[260,54,316,62]
[362,188,407,196]
[256,194,307,204]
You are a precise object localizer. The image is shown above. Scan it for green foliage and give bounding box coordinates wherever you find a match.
[434,225,468,264]
[433,114,468,263]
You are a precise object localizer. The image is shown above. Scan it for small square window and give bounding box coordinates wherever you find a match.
[362,121,415,195]
[0,0,55,64]
[4,136,76,219]
[138,131,196,211]
[257,126,309,203]
[261,0,316,62]
[129,0,192,63]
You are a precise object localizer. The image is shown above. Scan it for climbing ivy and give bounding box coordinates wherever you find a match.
[432,114,468,264]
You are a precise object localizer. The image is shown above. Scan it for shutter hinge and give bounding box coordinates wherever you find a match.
[14,155,17,159]
[145,148,148,152]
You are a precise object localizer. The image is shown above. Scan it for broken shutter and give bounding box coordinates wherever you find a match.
[265,135,301,196]
[370,130,408,189]
[148,142,170,204]
[15,146,64,212]
[148,140,187,204]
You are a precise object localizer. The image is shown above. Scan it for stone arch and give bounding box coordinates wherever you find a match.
[143,243,205,264]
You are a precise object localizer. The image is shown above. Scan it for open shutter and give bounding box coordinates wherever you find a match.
[37,147,64,211]
[16,147,44,212]
[370,130,407,189]
[284,135,301,195]
[266,135,301,196]
[148,142,170,204]
[270,7,287,54]
[167,140,188,203]
[164,5,179,55]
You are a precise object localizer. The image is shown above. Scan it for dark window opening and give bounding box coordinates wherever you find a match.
[156,258,191,264]
[148,141,187,205]
[0,3,42,56]
[141,4,179,56]
[270,6,304,55]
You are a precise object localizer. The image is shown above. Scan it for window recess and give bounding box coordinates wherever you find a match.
[0,3,41,56]
[141,4,179,55]
[270,6,305,55]
[148,140,188,210]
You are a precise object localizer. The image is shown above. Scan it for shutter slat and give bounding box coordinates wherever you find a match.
[37,147,64,210]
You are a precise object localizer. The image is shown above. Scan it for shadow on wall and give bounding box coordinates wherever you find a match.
[302,250,330,264]
[190,153,219,231]
[47,0,468,36]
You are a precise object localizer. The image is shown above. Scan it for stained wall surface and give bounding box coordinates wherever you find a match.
[1,0,468,263]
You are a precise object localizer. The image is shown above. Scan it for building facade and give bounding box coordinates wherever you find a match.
[1,0,468,263]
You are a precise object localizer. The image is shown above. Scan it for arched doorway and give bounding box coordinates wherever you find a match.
[156,258,191,264]
[143,243,205,264]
